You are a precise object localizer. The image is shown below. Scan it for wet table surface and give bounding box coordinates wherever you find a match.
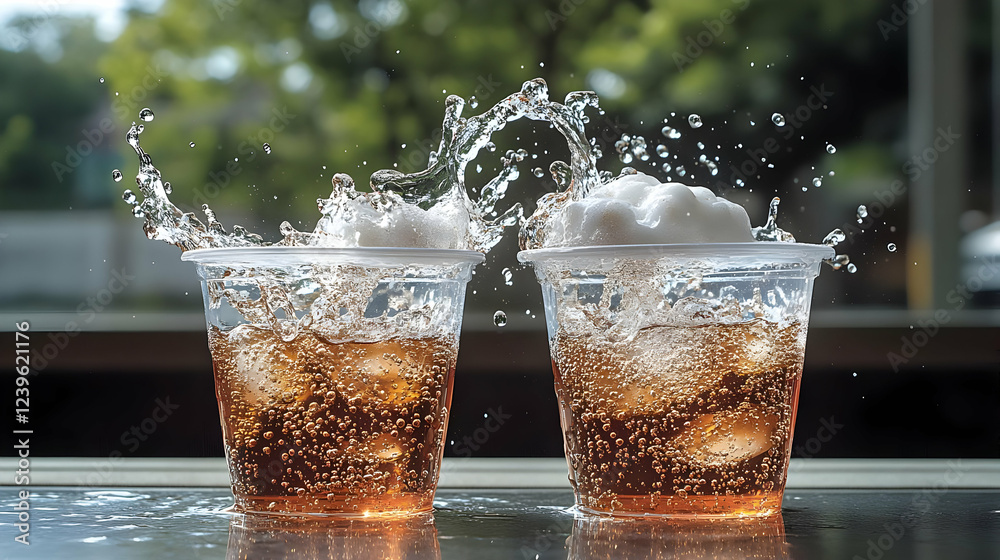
[2,487,999,559]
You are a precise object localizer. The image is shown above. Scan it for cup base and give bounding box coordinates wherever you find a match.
[574,492,783,519]
[230,492,435,518]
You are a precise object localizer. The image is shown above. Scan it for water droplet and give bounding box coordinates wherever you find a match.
[501,268,513,286]
[99,77,105,84]
[656,145,669,158]
[771,113,786,126]
[687,114,703,129]
[493,310,507,327]
[661,126,681,139]
[469,96,479,109]
[163,181,172,194]
[122,189,137,204]
[485,141,496,153]
[676,166,686,177]
[857,205,868,223]
[532,167,544,178]
[822,228,846,247]
[189,142,196,148]
[131,206,145,218]
[887,243,897,252]
[112,169,123,182]
[263,143,272,154]
[847,263,857,274]
[826,143,837,154]
[812,177,822,187]
[139,108,154,122]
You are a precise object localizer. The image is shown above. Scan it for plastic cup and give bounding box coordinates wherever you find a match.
[518,243,832,517]
[183,247,483,517]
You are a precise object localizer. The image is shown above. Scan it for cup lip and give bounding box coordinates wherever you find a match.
[181,246,486,267]
[517,242,835,264]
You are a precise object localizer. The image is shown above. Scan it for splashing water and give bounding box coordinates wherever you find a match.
[122,79,601,254]
[751,198,796,242]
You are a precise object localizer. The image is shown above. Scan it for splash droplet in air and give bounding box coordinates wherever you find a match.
[493,310,507,327]
[771,113,786,127]
[812,177,822,188]
[263,143,272,154]
[99,77,105,84]
[661,126,681,140]
[501,267,513,286]
[139,108,154,122]
[532,167,544,178]
[826,143,836,154]
[656,145,669,158]
[112,169,123,182]
[822,228,846,247]
[189,142,196,148]
[856,205,868,223]
[887,243,897,252]
[847,263,857,273]
[687,114,703,129]
[122,189,137,204]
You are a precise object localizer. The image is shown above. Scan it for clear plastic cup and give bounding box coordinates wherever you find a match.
[518,243,833,517]
[183,247,484,517]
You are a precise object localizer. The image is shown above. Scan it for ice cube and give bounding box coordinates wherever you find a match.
[679,404,778,466]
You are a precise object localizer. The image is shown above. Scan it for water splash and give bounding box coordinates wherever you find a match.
[751,198,795,242]
[123,79,601,254]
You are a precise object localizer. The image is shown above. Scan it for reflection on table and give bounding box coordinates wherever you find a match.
[568,513,788,560]
[227,512,441,560]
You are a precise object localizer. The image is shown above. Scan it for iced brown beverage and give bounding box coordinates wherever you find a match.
[210,327,457,515]
[520,242,832,517]
[552,320,804,516]
[184,246,483,516]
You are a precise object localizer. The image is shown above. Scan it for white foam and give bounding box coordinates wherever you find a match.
[313,191,473,249]
[540,172,754,247]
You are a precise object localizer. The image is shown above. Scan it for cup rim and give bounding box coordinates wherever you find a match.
[181,246,486,267]
[517,242,835,264]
